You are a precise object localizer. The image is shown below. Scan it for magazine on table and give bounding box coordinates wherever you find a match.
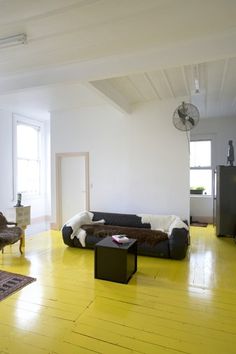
[112,234,130,243]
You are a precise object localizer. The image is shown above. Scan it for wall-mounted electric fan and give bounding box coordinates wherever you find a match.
[173,102,200,131]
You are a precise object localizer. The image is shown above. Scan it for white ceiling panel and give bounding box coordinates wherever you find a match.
[107,77,142,104]
[147,71,173,100]
[221,57,236,97]
[0,0,83,24]
[164,67,187,98]
[206,60,225,97]
[128,74,160,101]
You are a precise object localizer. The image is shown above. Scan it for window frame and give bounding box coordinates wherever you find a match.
[190,139,213,196]
[13,114,44,200]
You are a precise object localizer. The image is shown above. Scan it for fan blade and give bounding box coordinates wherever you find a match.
[188,116,195,126]
[178,108,187,120]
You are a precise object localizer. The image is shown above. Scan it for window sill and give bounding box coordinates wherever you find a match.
[190,194,213,198]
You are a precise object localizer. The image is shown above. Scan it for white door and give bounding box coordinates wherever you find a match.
[56,153,89,228]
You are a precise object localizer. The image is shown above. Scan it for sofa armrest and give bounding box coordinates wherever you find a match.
[169,228,189,260]
[62,225,75,247]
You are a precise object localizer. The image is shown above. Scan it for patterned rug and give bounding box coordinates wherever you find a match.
[0,270,36,301]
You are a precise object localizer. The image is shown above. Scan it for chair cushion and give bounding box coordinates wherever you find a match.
[0,226,22,249]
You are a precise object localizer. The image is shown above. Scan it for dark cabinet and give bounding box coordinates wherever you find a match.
[215,166,236,236]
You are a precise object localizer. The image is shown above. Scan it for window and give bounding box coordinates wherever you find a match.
[190,140,212,195]
[14,116,42,197]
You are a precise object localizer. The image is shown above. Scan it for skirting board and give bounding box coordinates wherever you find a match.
[50,222,59,230]
[191,216,213,224]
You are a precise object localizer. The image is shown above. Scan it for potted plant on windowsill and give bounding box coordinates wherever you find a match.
[190,186,205,195]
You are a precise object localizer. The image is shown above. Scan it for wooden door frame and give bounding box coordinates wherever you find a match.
[55,152,90,229]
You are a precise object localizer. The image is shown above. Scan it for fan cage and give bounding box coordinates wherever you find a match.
[173,103,199,131]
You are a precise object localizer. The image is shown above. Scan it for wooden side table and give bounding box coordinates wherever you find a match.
[6,206,31,248]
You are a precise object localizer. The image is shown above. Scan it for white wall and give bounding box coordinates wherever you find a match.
[0,110,14,211]
[190,116,236,222]
[51,99,190,224]
[44,119,51,216]
[0,109,50,221]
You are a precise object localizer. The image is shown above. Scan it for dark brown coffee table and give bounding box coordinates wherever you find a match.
[94,236,137,284]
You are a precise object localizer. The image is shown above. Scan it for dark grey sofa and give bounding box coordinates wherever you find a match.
[62,211,189,260]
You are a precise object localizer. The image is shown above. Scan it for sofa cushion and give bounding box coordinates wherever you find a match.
[91,211,151,229]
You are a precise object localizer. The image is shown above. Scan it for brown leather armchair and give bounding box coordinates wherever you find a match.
[0,212,23,254]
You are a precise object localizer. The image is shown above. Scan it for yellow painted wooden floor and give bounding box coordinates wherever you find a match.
[1,225,236,354]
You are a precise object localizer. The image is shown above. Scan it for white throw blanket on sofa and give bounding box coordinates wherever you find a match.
[64,211,105,247]
[138,214,188,236]
[63,211,93,247]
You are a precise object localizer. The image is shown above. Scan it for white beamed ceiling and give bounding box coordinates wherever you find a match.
[0,0,236,119]
[93,58,236,119]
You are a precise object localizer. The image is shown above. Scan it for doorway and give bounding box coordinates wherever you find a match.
[56,152,90,228]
